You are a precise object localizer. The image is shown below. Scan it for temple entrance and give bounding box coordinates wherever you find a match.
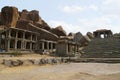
[93,29,113,38]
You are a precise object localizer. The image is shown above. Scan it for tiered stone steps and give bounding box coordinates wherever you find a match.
[81,37,120,58]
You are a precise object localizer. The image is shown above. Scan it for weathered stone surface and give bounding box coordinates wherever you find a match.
[46,58,53,64]
[34,20,51,30]
[50,26,66,37]
[68,32,75,37]
[19,9,28,20]
[27,10,39,22]
[33,59,40,65]
[40,58,46,64]
[73,32,83,43]
[19,9,51,31]
[61,58,68,63]
[23,59,34,66]
[16,19,32,29]
[12,60,23,66]
[86,32,94,39]
[79,36,89,46]
[1,6,19,27]
[3,59,12,67]
[52,58,58,64]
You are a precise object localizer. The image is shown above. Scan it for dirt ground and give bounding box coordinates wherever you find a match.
[0,63,120,80]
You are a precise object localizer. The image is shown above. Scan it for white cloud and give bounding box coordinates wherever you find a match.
[78,15,120,34]
[60,5,84,13]
[59,5,98,13]
[103,0,120,5]
[102,0,120,15]
[89,5,98,11]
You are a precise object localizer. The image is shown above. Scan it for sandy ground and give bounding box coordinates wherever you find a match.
[0,63,120,80]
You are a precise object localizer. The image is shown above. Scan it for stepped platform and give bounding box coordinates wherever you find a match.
[81,37,120,58]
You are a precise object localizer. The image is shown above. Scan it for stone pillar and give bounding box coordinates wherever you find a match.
[104,32,106,38]
[30,42,32,51]
[97,32,100,38]
[5,30,10,51]
[7,39,10,51]
[47,42,49,50]
[8,29,11,38]
[66,43,68,55]
[30,34,33,41]
[42,42,44,50]
[22,32,25,49]
[36,35,37,41]
[51,43,53,50]
[15,31,17,50]
[30,34,32,51]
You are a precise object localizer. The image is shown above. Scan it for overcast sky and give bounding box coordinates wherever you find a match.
[0,0,120,34]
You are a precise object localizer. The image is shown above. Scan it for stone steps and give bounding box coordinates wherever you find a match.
[82,37,120,58]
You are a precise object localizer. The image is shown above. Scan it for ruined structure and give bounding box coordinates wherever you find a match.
[93,29,113,38]
[56,32,94,56]
[82,29,120,58]
[56,36,80,56]
[0,6,58,53]
[0,6,92,56]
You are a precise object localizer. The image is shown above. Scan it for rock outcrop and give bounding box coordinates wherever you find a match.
[86,32,94,39]
[50,26,66,37]
[68,32,75,37]
[19,9,51,31]
[27,10,39,22]
[19,9,28,20]
[1,6,19,27]
[34,20,51,30]
[0,6,67,39]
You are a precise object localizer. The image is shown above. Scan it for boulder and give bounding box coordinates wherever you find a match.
[40,58,46,64]
[1,6,19,27]
[79,36,90,46]
[86,32,94,39]
[46,58,53,64]
[19,9,28,20]
[23,59,34,66]
[68,32,75,37]
[27,10,40,22]
[73,32,83,43]
[50,25,66,37]
[16,19,33,29]
[34,20,51,30]
[3,59,13,67]
[12,60,23,66]
[33,59,41,65]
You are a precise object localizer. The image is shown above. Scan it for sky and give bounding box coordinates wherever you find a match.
[0,0,120,35]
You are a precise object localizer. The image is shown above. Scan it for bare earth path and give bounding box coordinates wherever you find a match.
[0,63,120,80]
